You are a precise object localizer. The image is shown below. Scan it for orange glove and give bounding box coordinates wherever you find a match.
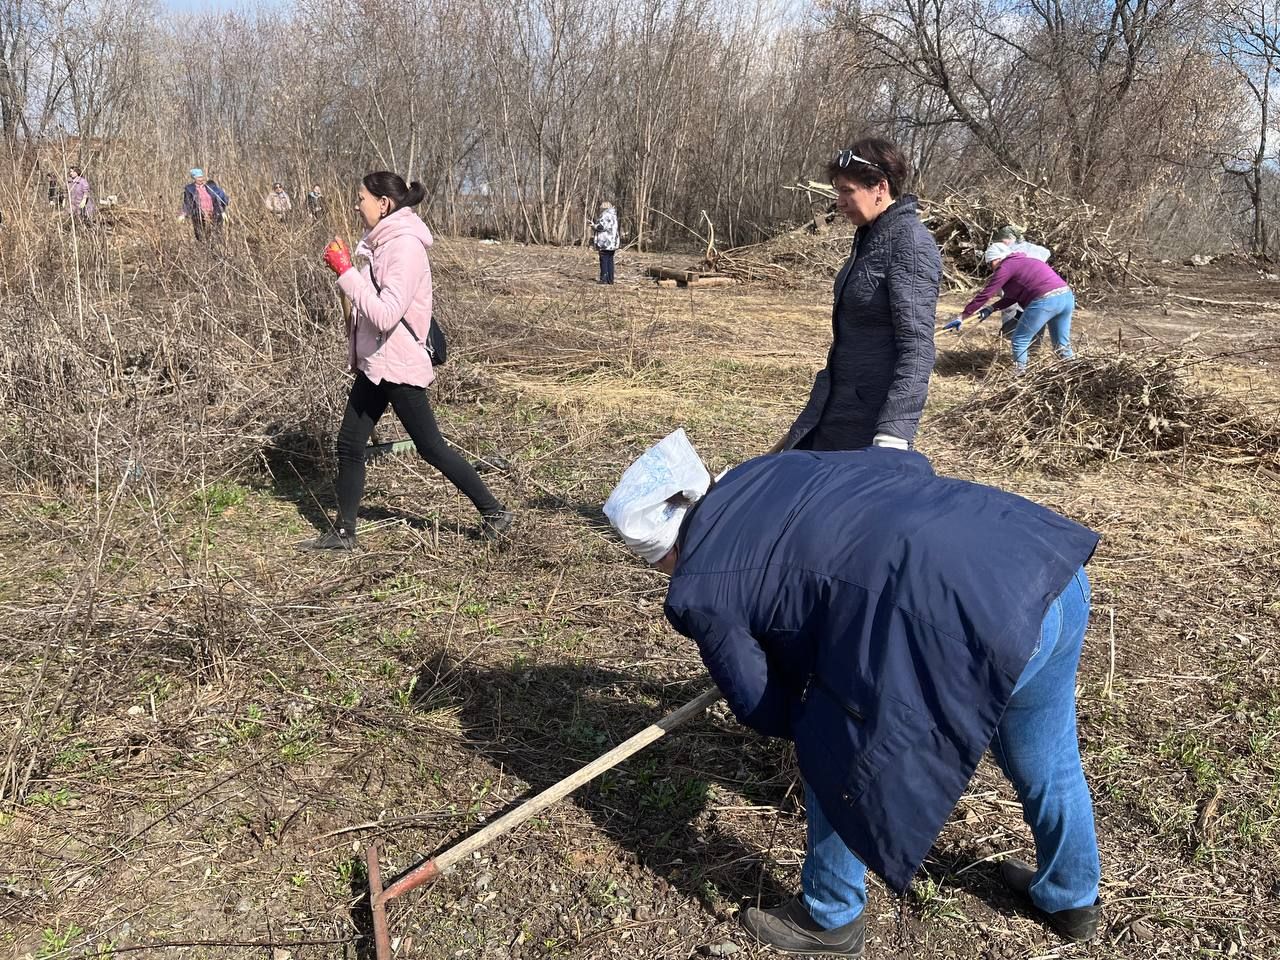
[323,236,353,276]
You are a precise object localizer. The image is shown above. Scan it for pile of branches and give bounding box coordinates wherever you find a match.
[943,352,1280,470]
[699,176,1145,293]
[703,182,853,288]
[923,177,1146,293]
[706,230,853,286]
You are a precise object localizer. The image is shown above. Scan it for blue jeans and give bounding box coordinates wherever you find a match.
[598,250,615,283]
[1010,290,1074,369]
[801,567,1100,927]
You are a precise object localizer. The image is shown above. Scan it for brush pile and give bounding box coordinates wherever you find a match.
[922,181,1145,292]
[706,229,853,287]
[701,177,1144,292]
[944,352,1280,470]
[702,181,851,287]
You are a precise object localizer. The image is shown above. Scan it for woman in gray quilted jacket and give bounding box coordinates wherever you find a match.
[775,138,942,452]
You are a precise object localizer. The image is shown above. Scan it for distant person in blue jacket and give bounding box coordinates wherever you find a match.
[604,431,1103,956]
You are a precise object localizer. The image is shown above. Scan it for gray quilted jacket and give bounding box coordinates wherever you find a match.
[784,195,941,450]
[592,207,620,251]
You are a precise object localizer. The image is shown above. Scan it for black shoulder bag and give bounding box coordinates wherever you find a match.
[369,267,449,365]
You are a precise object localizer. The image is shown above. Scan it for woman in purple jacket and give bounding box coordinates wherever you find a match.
[313,171,513,550]
[67,167,96,223]
[959,242,1075,370]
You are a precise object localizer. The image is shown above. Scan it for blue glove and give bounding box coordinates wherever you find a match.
[941,318,963,333]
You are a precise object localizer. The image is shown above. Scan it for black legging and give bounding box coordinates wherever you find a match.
[335,372,502,529]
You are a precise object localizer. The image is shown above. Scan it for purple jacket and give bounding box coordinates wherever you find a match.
[68,176,96,219]
[962,252,1068,316]
[337,207,436,388]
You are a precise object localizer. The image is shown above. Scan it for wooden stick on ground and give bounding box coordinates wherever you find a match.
[365,686,724,960]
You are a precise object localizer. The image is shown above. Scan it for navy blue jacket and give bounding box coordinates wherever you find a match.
[182,181,230,221]
[663,449,1098,893]
[785,197,941,451]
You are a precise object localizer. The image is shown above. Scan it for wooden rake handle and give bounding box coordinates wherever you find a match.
[366,686,722,957]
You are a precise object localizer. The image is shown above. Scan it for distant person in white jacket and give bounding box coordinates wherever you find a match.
[591,201,620,284]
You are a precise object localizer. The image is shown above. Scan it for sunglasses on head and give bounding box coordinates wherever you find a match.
[835,150,888,178]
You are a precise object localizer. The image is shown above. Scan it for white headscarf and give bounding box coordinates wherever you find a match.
[603,429,711,563]
[984,241,1012,263]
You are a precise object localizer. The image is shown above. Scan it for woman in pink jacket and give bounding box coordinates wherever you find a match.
[314,171,512,550]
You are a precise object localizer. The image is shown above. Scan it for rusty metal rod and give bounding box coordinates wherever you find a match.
[366,686,722,959]
[366,840,391,960]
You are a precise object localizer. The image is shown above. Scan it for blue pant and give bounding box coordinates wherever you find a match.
[598,250,615,284]
[1010,290,1074,369]
[802,567,1100,927]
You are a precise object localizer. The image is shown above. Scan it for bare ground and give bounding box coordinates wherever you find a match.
[2,240,1279,960]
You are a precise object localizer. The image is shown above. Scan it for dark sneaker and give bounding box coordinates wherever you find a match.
[473,455,511,475]
[741,897,865,957]
[479,509,514,542]
[1000,858,1100,942]
[305,527,358,551]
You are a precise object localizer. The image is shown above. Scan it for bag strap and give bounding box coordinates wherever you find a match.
[369,263,434,358]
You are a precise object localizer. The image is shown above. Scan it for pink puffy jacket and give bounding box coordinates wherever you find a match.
[338,207,436,388]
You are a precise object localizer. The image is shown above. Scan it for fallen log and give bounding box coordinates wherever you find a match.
[646,265,701,283]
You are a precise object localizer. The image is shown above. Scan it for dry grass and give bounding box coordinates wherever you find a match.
[0,209,348,492]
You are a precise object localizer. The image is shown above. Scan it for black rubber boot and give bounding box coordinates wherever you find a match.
[1000,858,1101,942]
[741,897,865,957]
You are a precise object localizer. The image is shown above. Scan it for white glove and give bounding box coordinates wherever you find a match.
[872,433,909,450]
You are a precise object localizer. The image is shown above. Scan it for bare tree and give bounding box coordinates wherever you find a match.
[0,0,1254,251]
[1212,0,1280,254]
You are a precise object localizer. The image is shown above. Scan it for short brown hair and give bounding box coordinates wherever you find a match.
[826,138,911,198]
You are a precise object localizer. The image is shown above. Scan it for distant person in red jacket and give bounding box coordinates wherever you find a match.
[955,243,1075,371]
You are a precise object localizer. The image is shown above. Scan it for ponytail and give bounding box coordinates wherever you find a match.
[362,171,425,213]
